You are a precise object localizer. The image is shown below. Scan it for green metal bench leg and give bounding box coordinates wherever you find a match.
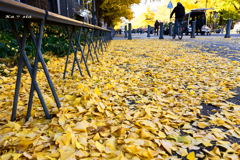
[85,29,94,62]
[9,21,26,122]
[64,26,85,78]
[76,27,91,77]
[71,26,83,77]
[96,30,100,55]
[90,29,99,62]
[26,19,51,121]
[9,19,52,121]
[102,32,107,52]
[27,20,61,111]
[81,28,89,63]
[99,31,104,54]
[63,26,74,79]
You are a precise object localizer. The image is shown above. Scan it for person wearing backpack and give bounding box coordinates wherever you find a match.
[154,20,160,36]
[170,2,185,38]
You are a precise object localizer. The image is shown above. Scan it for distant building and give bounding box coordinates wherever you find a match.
[234,21,240,31]
[18,0,91,23]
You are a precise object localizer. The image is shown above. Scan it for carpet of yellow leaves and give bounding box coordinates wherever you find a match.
[0,39,240,159]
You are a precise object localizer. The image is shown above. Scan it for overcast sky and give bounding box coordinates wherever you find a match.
[131,0,163,18]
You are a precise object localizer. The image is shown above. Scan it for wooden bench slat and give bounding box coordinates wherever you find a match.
[0,0,110,31]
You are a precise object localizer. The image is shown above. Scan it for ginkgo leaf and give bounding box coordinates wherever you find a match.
[95,87,101,96]
[93,133,101,141]
[16,140,33,152]
[59,145,75,160]
[6,121,21,131]
[125,145,141,154]
[202,140,213,147]
[23,152,32,159]
[1,153,12,160]
[178,148,188,157]
[78,83,84,89]
[182,123,192,129]
[198,122,208,129]
[160,140,172,155]
[187,152,195,160]
[58,115,65,125]
[73,121,87,132]
[65,95,76,101]
[1,36,240,160]
[96,141,105,152]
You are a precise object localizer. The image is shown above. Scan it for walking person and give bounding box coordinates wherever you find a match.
[120,26,123,34]
[154,20,160,36]
[196,16,204,35]
[170,2,185,38]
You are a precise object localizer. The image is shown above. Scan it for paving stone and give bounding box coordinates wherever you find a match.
[232,87,240,100]
[226,98,240,105]
[200,103,221,116]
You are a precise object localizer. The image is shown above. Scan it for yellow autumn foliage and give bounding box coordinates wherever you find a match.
[0,37,240,159]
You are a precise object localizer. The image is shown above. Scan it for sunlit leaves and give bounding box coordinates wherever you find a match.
[1,38,240,159]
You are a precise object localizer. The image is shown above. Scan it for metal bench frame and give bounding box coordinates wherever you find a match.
[0,0,111,121]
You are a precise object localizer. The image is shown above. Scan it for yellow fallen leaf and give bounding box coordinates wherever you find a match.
[12,154,22,160]
[78,136,87,147]
[16,139,33,152]
[202,140,213,147]
[59,145,75,160]
[160,140,172,155]
[111,126,120,133]
[73,121,87,132]
[106,83,113,89]
[189,90,195,95]
[145,106,152,117]
[95,87,101,96]
[96,141,105,152]
[23,152,32,159]
[1,153,12,160]
[125,145,141,154]
[93,133,101,141]
[6,121,21,131]
[140,129,150,139]
[187,151,195,160]
[76,106,86,113]
[178,148,188,157]
[72,98,81,105]
[209,146,221,157]
[78,83,84,89]
[97,105,104,113]
[198,122,208,129]
[58,115,65,125]
[182,123,192,129]
[76,141,83,150]
[65,95,76,101]
[158,131,166,139]
[76,149,89,158]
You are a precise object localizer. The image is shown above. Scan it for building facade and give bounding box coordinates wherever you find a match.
[17,0,89,19]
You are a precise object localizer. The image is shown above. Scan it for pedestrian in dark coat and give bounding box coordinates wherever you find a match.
[170,2,185,37]
[154,20,160,35]
[196,16,204,35]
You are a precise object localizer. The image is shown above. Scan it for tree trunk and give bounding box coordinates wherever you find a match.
[219,12,223,25]
[25,0,49,10]
[104,16,112,27]
[96,0,103,27]
[210,12,212,25]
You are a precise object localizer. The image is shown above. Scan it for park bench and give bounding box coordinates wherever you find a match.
[0,0,111,121]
